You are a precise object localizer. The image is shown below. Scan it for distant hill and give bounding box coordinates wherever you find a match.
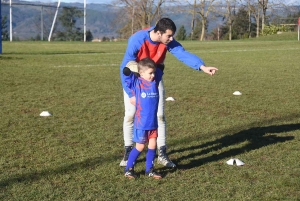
[1,0,197,40]
[1,0,122,40]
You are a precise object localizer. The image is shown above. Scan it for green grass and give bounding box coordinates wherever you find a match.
[1,33,300,200]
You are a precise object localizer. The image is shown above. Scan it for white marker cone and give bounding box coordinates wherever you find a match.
[235,159,245,166]
[40,111,52,117]
[226,158,235,165]
[233,91,242,95]
[166,97,175,101]
[226,158,245,166]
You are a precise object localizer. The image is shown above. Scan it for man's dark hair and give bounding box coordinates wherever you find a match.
[154,18,176,34]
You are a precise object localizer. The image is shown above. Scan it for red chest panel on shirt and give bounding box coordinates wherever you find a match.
[136,40,167,64]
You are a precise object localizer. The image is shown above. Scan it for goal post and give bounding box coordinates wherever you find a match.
[48,0,61,41]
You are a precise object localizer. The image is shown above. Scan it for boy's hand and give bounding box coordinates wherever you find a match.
[123,67,140,77]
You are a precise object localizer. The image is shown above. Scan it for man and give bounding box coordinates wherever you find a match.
[119,18,218,168]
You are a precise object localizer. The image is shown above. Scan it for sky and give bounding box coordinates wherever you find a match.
[21,0,298,5]
[21,0,298,3]
[22,0,113,3]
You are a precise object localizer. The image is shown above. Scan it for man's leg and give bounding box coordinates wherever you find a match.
[120,90,136,166]
[156,79,176,168]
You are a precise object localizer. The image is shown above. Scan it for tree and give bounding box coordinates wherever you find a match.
[35,34,41,41]
[258,0,268,32]
[223,0,237,41]
[86,30,93,42]
[121,0,165,28]
[217,6,255,40]
[1,15,9,41]
[58,7,83,41]
[211,25,228,40]
[176,25,187,40]
[244,0,288,37]
[115,0,171,38]
[248,0,260,37]
[192,18,203,40]
[194,0,221,41]
[190,0,197,40]
[232,8,256,39]
[116,21,133,39]
[258,0,285,33]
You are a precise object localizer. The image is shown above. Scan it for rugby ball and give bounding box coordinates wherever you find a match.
[126,61,138,73]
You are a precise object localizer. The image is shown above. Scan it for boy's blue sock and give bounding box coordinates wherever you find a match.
[125,147,141,172]
[145,148,156,173]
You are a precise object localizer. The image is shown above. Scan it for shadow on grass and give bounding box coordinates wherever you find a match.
[1,123,297,187]
[0,56,23,60]
[0,156,105,188]
[136,167,177,179]
[3,51,106,55]
[171,123,298,170]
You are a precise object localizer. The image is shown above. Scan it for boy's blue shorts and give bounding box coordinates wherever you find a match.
[133,129,158,144]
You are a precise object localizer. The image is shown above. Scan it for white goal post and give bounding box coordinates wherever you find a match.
[5,0,87,42]
[48,0,87,42]
[48,0,60,41]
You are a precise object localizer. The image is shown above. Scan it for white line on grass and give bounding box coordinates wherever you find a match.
[50,53,124,56]
[52,47,299,57]
[53,64,119,68]
[52,47,300,68]
[193,47,300,54]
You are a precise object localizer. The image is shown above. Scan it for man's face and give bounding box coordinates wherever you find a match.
[158,29,174,45]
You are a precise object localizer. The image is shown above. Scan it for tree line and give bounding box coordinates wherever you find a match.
[2,0,299,41]
[1,6,94,41]
[113,0,299,41]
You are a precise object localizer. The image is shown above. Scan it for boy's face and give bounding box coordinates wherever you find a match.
[140,68,156,82]
[158,29,174,44]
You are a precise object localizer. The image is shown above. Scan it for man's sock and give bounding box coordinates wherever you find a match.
[125,147,141,171]
[145,148,156,173]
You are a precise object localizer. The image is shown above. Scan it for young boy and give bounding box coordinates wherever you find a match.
[122,57,164,179]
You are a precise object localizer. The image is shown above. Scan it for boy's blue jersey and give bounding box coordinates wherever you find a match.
[123,69,163,130]
[120,26,205,98]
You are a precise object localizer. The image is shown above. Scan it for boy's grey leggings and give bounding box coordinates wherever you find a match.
[123,79,166,148]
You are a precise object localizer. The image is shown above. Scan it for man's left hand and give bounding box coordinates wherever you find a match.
[200,65,218,76]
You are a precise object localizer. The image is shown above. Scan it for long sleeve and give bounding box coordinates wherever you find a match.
[120,31,146,97]
[122,68,137,98]
[167,39,205,71]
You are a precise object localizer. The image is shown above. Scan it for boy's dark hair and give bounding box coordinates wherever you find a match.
[138,57,156,71]
[154,18,176,34]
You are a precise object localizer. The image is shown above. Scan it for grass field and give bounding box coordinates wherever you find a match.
[1,32,300,200]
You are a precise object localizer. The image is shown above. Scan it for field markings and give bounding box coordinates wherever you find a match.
[192,47,300,54]
[53,64,120,68]
[52,47,299,68]
[51,47,299,56]
[49,52,124,56]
